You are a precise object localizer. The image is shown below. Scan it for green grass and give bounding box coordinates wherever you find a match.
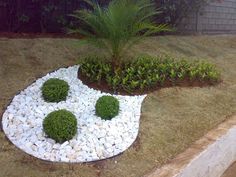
[0,35,235,177]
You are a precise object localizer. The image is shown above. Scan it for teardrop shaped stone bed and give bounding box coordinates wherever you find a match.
[2,66,146,162]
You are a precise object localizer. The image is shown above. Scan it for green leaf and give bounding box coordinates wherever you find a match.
[69,0,170,63]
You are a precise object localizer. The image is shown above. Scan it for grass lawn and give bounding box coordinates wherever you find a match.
[0,35,236,177]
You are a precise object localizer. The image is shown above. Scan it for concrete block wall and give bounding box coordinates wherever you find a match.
[178,0,236,34]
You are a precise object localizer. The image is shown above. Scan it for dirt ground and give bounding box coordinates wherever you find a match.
[222,162,236,177]
[0,35,236,177]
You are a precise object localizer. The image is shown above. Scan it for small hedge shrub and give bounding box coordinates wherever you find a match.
[79,57,112,83]
[95,96,119,120]
[42,78,69,102]
[80,56,220,93]
[43,109,77,143]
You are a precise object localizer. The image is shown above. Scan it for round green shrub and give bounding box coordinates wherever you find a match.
[42,78,69,102]
[43,109,77,143]
[95,96,119,120]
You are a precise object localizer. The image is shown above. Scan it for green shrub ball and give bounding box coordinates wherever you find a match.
[43,110,77,143]
[42,78,69,102]
[95,96,119,120]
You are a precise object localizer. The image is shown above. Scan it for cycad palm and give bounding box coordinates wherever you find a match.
[70,0,170,68]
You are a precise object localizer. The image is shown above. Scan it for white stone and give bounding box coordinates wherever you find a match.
[60,156,69,162]
[52,144,61,150]
[104,142,112,149]
[61,141,69,148]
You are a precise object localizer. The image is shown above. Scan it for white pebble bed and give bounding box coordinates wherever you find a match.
[2,66,146,162]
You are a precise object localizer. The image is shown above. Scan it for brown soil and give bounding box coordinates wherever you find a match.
[222,161,236,177]
[78,68,219,96]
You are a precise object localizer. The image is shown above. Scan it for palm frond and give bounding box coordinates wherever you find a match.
[69,0,171,63]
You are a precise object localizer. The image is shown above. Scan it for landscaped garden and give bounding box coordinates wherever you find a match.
[0,0,236,177]
[0,35,235,177]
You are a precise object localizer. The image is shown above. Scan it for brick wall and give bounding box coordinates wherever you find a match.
[178,0,236,34]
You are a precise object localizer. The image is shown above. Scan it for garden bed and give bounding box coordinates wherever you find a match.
[2,66,146,162]
[78,69,218,96]
[78,57,220,95]
[0,36,235,177]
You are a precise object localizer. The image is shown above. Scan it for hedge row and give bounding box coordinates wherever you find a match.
[80,56,220,93]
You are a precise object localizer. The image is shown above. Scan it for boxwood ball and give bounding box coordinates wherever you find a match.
[43,109,77,143]
[41,78,69,102]
[95,96,119,120]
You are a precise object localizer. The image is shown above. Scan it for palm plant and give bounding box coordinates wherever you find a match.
[70,0,170,69]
